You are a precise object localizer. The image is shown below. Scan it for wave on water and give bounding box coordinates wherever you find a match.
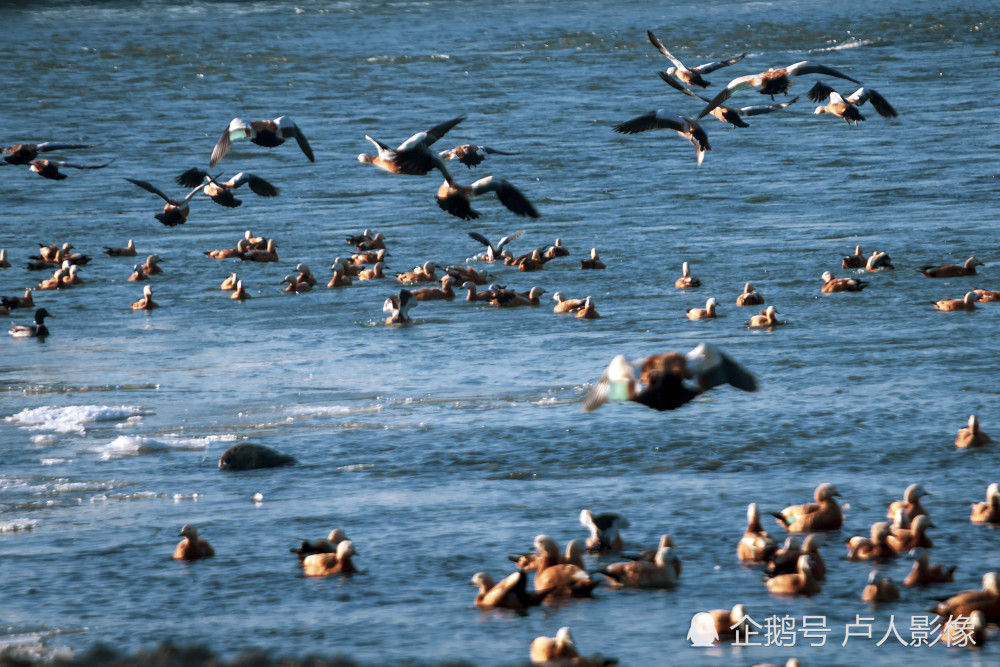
[6,406,147,434]
[0,518,38,533]
[812,36,882,52]
[92,435,226,459]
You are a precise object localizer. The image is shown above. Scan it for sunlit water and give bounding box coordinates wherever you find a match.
[1,1,999,665]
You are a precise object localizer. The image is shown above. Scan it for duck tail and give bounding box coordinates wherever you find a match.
[770,511,791,526]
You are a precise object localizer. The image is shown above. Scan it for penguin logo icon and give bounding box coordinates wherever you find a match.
[687,612,719,647]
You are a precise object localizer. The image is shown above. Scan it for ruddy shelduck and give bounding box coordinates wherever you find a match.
[176,168,279,208]
[971,483,1000,524]
[468,230,525,263]
[580,248,605,270]
[327,265,352,288]
[675,262,700,288]
[291,529,348,561]
[821,271,868,293]
[940,610,986,647]
[552,292,587,314]
[957,415,991,449]
[141,254,163,275]
[576,296,600,319]
[736,282,764,306]
[523,536,599,598]
[104,240,136,257]
[28,158,113,180]
[438,144,519,169]
[357,117,463,184]
[687,297,717,320]
[647,30,746,89]
[887,483,930,520]
[2,141,93,165]
[125,178,205,227]
[808,81,899,125]
[173,524,214,561]
[919,257,983,278]
[847,522,897,562]
[411,276,457,301]
[748,306,781,328]
[544,238,570,259]
[706,604,750,642]
[887,514,934,552]
[383,289,416,324]
[929,572,1000,622]
[773,483,843,532]
[613,109,711,165]
[865,251,894,271]
[396,261,437,284]
[436,175,540,221]
[699,61,860,118]
[471,570,540,611]
[597,547,678,589]
[357,262,385,281]
[529,627,615,667]
[580,509,629,552]
[240,239,278,263]
[934,292,977,311]
[842,245,865,269]
[302,540,357,577]
[738,503,777,563]
[862,571,900,603]
[765,554,821,596]
[904,548,955,587]
[131,285,158,311]
[210,116,314,168]
[230,280,250,301]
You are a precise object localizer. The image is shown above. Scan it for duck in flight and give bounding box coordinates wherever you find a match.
[613,110,710,165]
[647,30,746,88]
[27,158,114,180]
[808,81,898,124]
[438,144,519,169]
[2,142,94,165]
[468,229,525,262]
[210,116,314,167]
[436,175,540,220]
[658,72,798,128]
[125,178,206,227]
[358,116,464,185]
[176,168,279,208]
[698,61,861,119]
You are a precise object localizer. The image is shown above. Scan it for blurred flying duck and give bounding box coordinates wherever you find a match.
[582,343,757,412]
[919,257,983,278]
[104,240,136,257]
[438,144,519,168]
[808,81,898,124]
[28,158,114,180]
[210,116,314,167]
[131,285,158,310]
[9,308,52,338]
[383,289,416,324]
[772,483,843,532]
[580,509,630,552]
[821,271,868,293]
[687,297,717,320]
[698,61,860,118]
[736,282,764,306]
[613,109,710,165]
[358,116,463,184]
[176,168,279,208]
[468,229,525,262]
[957,415,992,449]
[933,292,977,311]
[658,71,797,128]
[647,30,746,88]
[173,524,214,561]
[2,142,94,165]
[580,248,605,270]
[125,178,206,227]
[302,540,358,577]
[437,175,540,220]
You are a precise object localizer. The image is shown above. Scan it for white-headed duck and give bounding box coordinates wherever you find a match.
[934,292,977,312]
[545,238,570,259]
[552,292,586,314]
[576,297,601,319]
[929,572,1000,622]
[699,62,860,118]
[675,262,700,288]
[176,168,279,208]
[957,415,991,449]
[2,288,35,310]
[9,308,52,338]
[358,117,463,184]
[738,503,778,563]
[971,483,1000,524]
[240,239,279,263]
[468,229,525,262]
[748,305,780,328]
[438,144,518,169]
[842,245,865,269]
[580,509,629,552]
[211,116,314,168]
[104,240,137,258]
[736,282,764,306]
[919,257,984,278]
[765,554,821,596]
[580,248,605,270]
[231,280,250,301]
[221,273,238,291]
[125,178,205,227]
[131,285,158,310]
[808,81,899,125]
[647,30,746,88]
[888,483,930,519]
[357,262,386,281]
[904,548,956,587]
[383,289,417,324]
[687,297,717,320]
[396,261,438,284]
[862,571,900,603]
[436,175,540,220]
[141,254,163,275]
[412,276,457,301]
[773,483,843,532]
[173,524,214,560]
[821,271,868,293]
[302,540,358,577]
[29,158,113,180]
[529,627,615,667]
[613,109,710,165]
[127,264,148,282]
[2,141,93,165]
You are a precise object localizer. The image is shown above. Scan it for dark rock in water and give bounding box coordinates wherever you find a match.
[218,443,295,471]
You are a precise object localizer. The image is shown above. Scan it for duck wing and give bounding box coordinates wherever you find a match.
[227,172,280,197]
[740,96,799,116]
[35,142,95,153]
[846,88,898,118]
[467,231,494,250]
[646,30,688,72]
[685,343,758,392]
[469,176,540,218]
[276,117,315,162]
[697,75,759,118]
[125,178,172,203]
[785,61,861,84]
[210,118,252,168]
[582,355,641,413]
[397,116,465,152]
[176,167,211,188]
[693,51,748,75]
[612,109,689,135]
[496,229,525,249]
[807,81,838,103]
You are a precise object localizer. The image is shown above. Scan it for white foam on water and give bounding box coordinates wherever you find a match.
[93,434,227,459]
[0,518,38,533]
[114,415,144,429]
[337,463,375,472]
[40,458,70,465]
[31,434,58,445]
[6,405,146,434]
[52,481,114,493]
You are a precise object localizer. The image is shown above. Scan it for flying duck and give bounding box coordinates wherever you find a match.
[210,116,314,167]
[436,175,540,220]
[28,158,113,180]
[125,178,206,227]
[808,81,899,124]
[2,142,93,165]
[176,168,279,208]
[468,229,525,262]
[357,116,463,184]
[383,289,416,324]
[9,308,52,338]
[647,30,746,88]
[438,144,519,169]
[613,109,711,165]
[657,71,797,128]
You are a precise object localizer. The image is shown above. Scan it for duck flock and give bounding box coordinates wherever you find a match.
[2,17,999,667]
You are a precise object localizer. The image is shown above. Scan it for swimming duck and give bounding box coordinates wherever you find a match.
[125,178,206,227]
[705,605,750,642]
[675,262,700,288]
[821,271,868,293]
[210,116,314,167]
[327,264,353,288]
[521,536,600,597]
[929,572,1000,623]
[383,289,416,324]
[597,547,678,589]
[957,415,991,449]
[2,288,35,310]
[904,548,956,587]
[242,230,268,250]
[934,292,977,311]
[974,288,1000,302]
[37,268,66,290]
[887,483,930,520]
[444,265,490,285]
[436,175,540,220]
[104,240,137,257]
[471,570,543,611]
[231,280,250,301]
[28,158,113,180]
[358,117,463,183]
[438,144,519,168]
[748,305,782,328]
[657,71,797,128]
[647,30,746,88]
[773,483,843,532]
[332,257,362,277]
[842,245,865,269]
[396,261,438,284]
[580,248,605,270]
[294,263,317,286]
[173,524,214,560]
[489,286,544,308]
[468,229,525,262]
[613,110,711,165]
[687,297,717,320]
[862,571,900,603]
[971,483,1000,524]
[580,509,629,552]
[940,610,986,648]
[220,273,238,290]
[887,514,934,552]
[176,168,279,208]
[552,292,586,314]
[64,265,82,286]
[290,529,348,561]
[517,286,546,306]
[738,503,778,563]
[765,554,821,596]
[282,275,312,293]
[205,239,249,260]
[240,239,279,263]
[357,262,386,281]
[346,230,374,247]
[808,81,899,124]
[302,540,358,577]
[768,534,825,580]
[357,233,387,252]
[350,249,390,265]
[736,282,764,306]
[575,296,600,319]
[529,627,615,667]
[698,61,861,118]
[545,238,570,259]
[865,251,894,271]
[517,249,547,272]
[919,257,984,278]
[847,522,896,562]
[127,264,148,282]
[141,254,163,275]
[582,343,757,412]
[131,285,158,310]
[2,141,93,165]
[412,276,457,301]
[0,249,9,268]
[9,308,52,338]
[512,538,586,572]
